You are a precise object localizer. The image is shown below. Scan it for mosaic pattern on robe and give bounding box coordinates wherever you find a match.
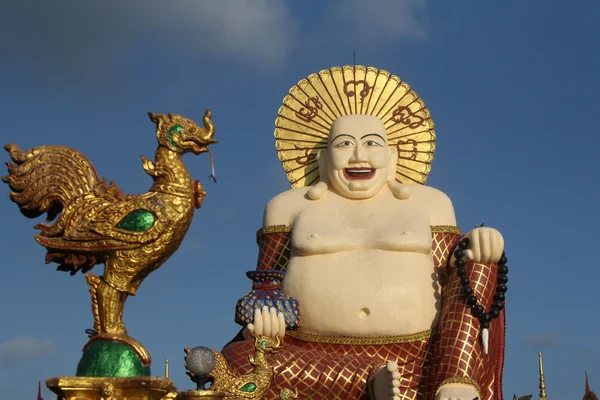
[223,331,436,399]
[225,226,505,399]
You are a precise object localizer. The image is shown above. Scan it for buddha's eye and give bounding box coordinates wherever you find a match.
[335,140,354,148]
[364,140,383,147]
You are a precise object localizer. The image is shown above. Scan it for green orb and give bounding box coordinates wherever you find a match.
[76,339,151,377]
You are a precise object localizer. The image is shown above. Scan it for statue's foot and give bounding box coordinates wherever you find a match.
[434,383,479,400]
[372,361,401,400]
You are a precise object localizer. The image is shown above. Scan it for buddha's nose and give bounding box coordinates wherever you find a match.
[350,144,366,162]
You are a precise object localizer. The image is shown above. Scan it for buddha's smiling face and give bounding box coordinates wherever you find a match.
[324,115,394,199]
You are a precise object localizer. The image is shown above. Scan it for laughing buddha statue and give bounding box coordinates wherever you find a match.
[221,66,507,400]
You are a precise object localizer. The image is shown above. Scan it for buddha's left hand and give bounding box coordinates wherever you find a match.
[462,227,504,264]
[243,306,286,340]
[435,382,479,400]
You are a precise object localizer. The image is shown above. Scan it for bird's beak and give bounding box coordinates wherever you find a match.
[190,145,208,155]
[189,137,217,154]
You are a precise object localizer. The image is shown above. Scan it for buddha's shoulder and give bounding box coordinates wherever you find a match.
[267,187,312,207]
[263,187,311,226]
[405,184,453,204]
[403,184,456,225]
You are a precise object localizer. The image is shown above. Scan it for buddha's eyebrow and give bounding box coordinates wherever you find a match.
[330,134,354,142]
[361,133,386,141]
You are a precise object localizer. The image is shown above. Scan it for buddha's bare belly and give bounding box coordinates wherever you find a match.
[282,250,440,337]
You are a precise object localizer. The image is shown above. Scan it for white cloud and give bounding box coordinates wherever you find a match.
[0,0,296,89]
[141,1,296,66]
[0,0,430,97]
[0,336,55,362]
[331,0,428,42]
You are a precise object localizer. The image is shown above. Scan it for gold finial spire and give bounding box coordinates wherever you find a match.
[538,352,548,399]
[586,371,591,392]
[584,371,600,400]
[165,358,169,378]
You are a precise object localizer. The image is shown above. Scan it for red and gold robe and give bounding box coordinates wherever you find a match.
[223,225,505,399]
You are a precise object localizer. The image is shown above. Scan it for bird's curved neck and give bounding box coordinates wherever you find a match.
[253,351,269,369]
[154,147,191,186]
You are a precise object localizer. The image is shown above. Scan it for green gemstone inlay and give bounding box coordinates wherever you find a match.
[117,209,155,232]
[240,382,257,393]
[167,124,184,148]
[76,340,150,377]
[260,339,267,351]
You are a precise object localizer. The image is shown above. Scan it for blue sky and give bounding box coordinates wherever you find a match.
[1,1,599,398]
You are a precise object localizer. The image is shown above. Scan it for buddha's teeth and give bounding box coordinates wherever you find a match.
[347,169,371,173]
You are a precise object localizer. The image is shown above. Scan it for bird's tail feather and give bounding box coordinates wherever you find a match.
[2,144,99,222]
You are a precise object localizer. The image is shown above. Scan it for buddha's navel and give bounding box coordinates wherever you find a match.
[308,233,320,240]
[359,308,371,319]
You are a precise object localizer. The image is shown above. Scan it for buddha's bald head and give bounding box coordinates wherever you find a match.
[329,115,387,141]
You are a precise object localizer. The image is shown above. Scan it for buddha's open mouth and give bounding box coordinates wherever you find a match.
[343,168,375,180]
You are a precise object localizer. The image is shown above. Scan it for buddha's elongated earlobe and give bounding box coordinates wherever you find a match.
[307,181,328,200]
[316,149,328,183]
[388,145,398,180]
[386,145,410,199]
[388,178,411,200]
[308,150,328,200]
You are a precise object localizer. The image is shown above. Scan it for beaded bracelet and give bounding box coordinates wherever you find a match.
[454,237,508,353]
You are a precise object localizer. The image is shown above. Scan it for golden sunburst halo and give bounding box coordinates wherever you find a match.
[275,65,436,188]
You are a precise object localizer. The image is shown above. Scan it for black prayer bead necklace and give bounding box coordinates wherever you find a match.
[454,238,508,329]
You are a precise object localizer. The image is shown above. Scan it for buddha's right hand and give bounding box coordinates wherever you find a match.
[243,306,286,340]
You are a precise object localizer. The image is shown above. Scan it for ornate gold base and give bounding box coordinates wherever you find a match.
[179,390,227,399]
[46,376,177,400]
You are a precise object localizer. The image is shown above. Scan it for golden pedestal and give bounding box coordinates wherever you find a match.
[180,390,227,399]
[46,376,177,400]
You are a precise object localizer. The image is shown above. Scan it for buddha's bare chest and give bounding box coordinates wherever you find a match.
[291,200,432,255]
